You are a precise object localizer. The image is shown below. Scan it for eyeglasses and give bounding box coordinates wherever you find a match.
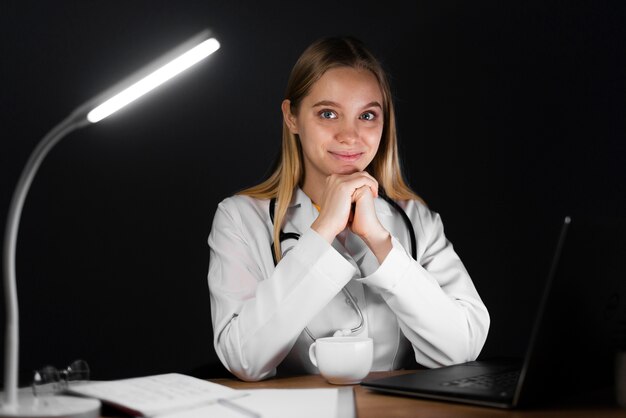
[32,359,90,397]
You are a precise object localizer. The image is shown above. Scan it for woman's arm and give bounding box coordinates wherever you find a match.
[208,197,356,381]
[358,203,490,368]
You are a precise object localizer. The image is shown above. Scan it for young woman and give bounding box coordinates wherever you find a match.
[208,36,490,381]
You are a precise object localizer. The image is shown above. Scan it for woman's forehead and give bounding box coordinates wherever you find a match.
[305,67,383,107]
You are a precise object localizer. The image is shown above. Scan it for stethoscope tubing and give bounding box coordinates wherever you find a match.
[268,191,417,339]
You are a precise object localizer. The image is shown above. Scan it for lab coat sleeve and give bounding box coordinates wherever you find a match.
[358,205,490,368]
[208,198,356,381]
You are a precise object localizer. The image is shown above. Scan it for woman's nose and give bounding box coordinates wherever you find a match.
[335,120,358,144]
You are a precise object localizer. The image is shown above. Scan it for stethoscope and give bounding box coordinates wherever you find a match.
[269,190,417,339]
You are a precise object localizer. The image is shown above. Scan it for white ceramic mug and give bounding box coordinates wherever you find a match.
[308,336,373,384]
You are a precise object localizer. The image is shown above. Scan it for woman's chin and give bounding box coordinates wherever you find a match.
[333,165,362,175]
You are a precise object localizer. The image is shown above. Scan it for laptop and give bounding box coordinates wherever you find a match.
[361,215,625,409]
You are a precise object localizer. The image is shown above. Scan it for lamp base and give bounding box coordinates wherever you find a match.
[0,393,100,418]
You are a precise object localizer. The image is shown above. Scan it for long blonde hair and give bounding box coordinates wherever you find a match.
[239,36,422,262]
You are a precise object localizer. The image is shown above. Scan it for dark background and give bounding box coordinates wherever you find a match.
[1,1,624,385]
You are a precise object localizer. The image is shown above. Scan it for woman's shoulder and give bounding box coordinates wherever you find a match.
[398,197,443,233]
[218,193,269,213]
[209,194,274,244]
[214,194,272,227]
[398,197,435,216]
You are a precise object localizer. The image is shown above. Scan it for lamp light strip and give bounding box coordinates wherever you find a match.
[87,38,220,123]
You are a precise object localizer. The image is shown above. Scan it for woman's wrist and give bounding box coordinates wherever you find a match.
[310,218,338,244]
[362,229,392,264]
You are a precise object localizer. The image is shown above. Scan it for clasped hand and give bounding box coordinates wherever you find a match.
[311,172,392,263]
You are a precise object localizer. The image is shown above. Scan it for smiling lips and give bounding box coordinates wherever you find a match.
[329,151,364,162]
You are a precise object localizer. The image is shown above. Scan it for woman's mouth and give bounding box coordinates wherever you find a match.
[329,151,364,162]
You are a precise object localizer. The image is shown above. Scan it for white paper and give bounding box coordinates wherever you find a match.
[231,389,338,418]
[69,373,240,416]
[154,403,245,418]
[155,388,338,418]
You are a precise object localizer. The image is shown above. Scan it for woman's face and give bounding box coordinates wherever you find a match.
[284,66,384,186]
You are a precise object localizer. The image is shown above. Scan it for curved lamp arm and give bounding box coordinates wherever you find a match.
[1,30,219,415]
[3,113,90,406]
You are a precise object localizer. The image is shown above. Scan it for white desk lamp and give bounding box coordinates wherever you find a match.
[1,29,220,418]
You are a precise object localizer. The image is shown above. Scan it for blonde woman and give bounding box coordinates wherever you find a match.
[208,36,490,381]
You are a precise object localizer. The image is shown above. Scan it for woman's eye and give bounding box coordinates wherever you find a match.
[319,110,337,119]
[360,111,376,121]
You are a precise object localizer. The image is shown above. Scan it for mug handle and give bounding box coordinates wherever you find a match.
[308,342,318,367]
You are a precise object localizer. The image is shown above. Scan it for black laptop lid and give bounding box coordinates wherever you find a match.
[515,215,625,406]
[361,215,625,409]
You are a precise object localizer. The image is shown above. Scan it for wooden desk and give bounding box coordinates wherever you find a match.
[212,371,626,418]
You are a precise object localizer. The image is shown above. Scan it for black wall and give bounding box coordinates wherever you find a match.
[1,1,624,385]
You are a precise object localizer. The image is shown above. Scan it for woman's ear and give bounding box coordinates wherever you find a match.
[281,99,298,134]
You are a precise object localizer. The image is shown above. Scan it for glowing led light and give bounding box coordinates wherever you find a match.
[87,38,220,123]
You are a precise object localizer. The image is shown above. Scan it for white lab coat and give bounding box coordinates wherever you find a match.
[207,188,490,382]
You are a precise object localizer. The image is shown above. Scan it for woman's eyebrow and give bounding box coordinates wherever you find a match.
[312,100,340,108]
[363,101,382,109]
[312,100,382,109]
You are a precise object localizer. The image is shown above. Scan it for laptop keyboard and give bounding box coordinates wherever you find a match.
[441,369,520,390]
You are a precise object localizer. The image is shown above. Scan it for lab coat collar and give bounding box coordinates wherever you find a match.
[374,195,393,217]
[281,188,317,240]
[288,187,309,209]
